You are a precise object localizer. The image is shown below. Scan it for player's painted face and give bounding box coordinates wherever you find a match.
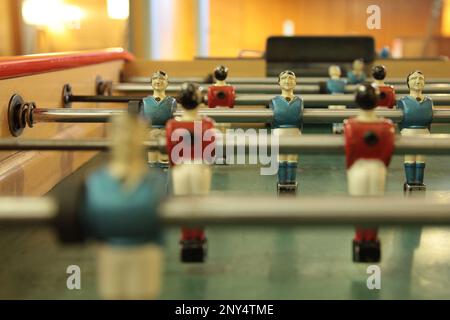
[279,72,296,90]
[151,75,169,91]
[329,65,341,78]
[353,60,364,72]
[408,72,425,91]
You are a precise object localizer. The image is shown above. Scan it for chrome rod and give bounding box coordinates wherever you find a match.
[0,197,58,226]
[235,93,450,106]
[32,108,125,123]
[3,135,450,156]
[2,195,450,227]
[29,108,450,125]
[126,76,450,85]
[63,92,450,107]
[159,195,450,226]
[114,83,450,95]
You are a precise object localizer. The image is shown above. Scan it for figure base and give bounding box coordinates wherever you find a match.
[353,239,381,263]
[403,182,426,194]
[180,239,207,263]
[277,182,298,196]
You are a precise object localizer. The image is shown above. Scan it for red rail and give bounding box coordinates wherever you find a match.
[0,48,134,80]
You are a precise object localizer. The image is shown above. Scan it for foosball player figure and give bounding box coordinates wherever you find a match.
[379,46,390,59]
[397,71,434,193]
[327,65,347,134]
[344,83,395,262]
[207,65,235,108]
[166,83,216,263]
[372,65,396,108]
[346,59,366,84]
[269,70,303,195]
[207,65,235,164]
[81,102,165,299]
[142,71,177,168]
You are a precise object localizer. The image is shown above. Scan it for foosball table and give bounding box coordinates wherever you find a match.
[1,43,450,299]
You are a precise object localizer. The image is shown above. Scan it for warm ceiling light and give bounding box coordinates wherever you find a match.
[22,0,84,29]
[107,0,129,20]
[22,0,62,26]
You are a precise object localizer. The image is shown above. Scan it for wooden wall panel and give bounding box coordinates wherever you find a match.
[123,59,266,78]
[33,0,128,53]
[0,1,13,55]
[123,58,450,80]
[209,0,441,57]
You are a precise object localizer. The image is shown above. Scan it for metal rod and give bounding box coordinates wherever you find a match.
[126,76,450,85]
[234,94,450,107]
[67,95,143,104]
[159,195,450,226]
[28,107,450,126]
[3,135,450,156]
[64,93,450,107]
[114,83,450,95]
[219,135,450,155]
[0,197,57,226]
[1,195,450,227]
[186,108,406,124]
[33,108,125,123]
[0,138,159,152]
[0,139,112,151]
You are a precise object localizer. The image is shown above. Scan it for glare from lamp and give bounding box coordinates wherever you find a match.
[107,0,130,20]
[22,0,62,26]
[22,0,84,29]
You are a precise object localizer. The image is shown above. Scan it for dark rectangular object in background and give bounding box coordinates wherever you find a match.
[265,36,376,77]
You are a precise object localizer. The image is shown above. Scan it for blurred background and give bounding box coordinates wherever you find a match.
[0,0,450,59]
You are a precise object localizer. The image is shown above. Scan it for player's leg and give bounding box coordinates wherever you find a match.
[286,129,301,184]
[97,243,163,299]
[147,128,160,166]
[329,105,346,134]
[415,129,430,185]
[176,163,211,262]
[157,129,169,166]
[348,159,386,262]
[273,128,288,186]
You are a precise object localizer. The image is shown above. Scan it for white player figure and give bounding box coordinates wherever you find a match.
[166,83,216,262]
[346,59,366,84]
[269,70,303,194]
[90,105,164,299]
[397,71,434,192]
[142,71,177,167]
[344,83,395,262]
[327,65,347,134]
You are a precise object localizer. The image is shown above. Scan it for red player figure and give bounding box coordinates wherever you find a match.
[207,65,236,108]
[372,65,396,108]
[344,83,395,263]
[166,83,216,263]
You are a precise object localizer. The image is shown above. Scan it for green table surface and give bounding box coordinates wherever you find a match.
[1,125,450,299]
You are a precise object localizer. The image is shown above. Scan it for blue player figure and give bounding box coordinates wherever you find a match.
[346,59,366,84]
[397,71,434,193]
[83,102,165,299]
[142,71,177,167]
[269,70,303,195]
[379,46,390,59]
[327,65,347,134]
